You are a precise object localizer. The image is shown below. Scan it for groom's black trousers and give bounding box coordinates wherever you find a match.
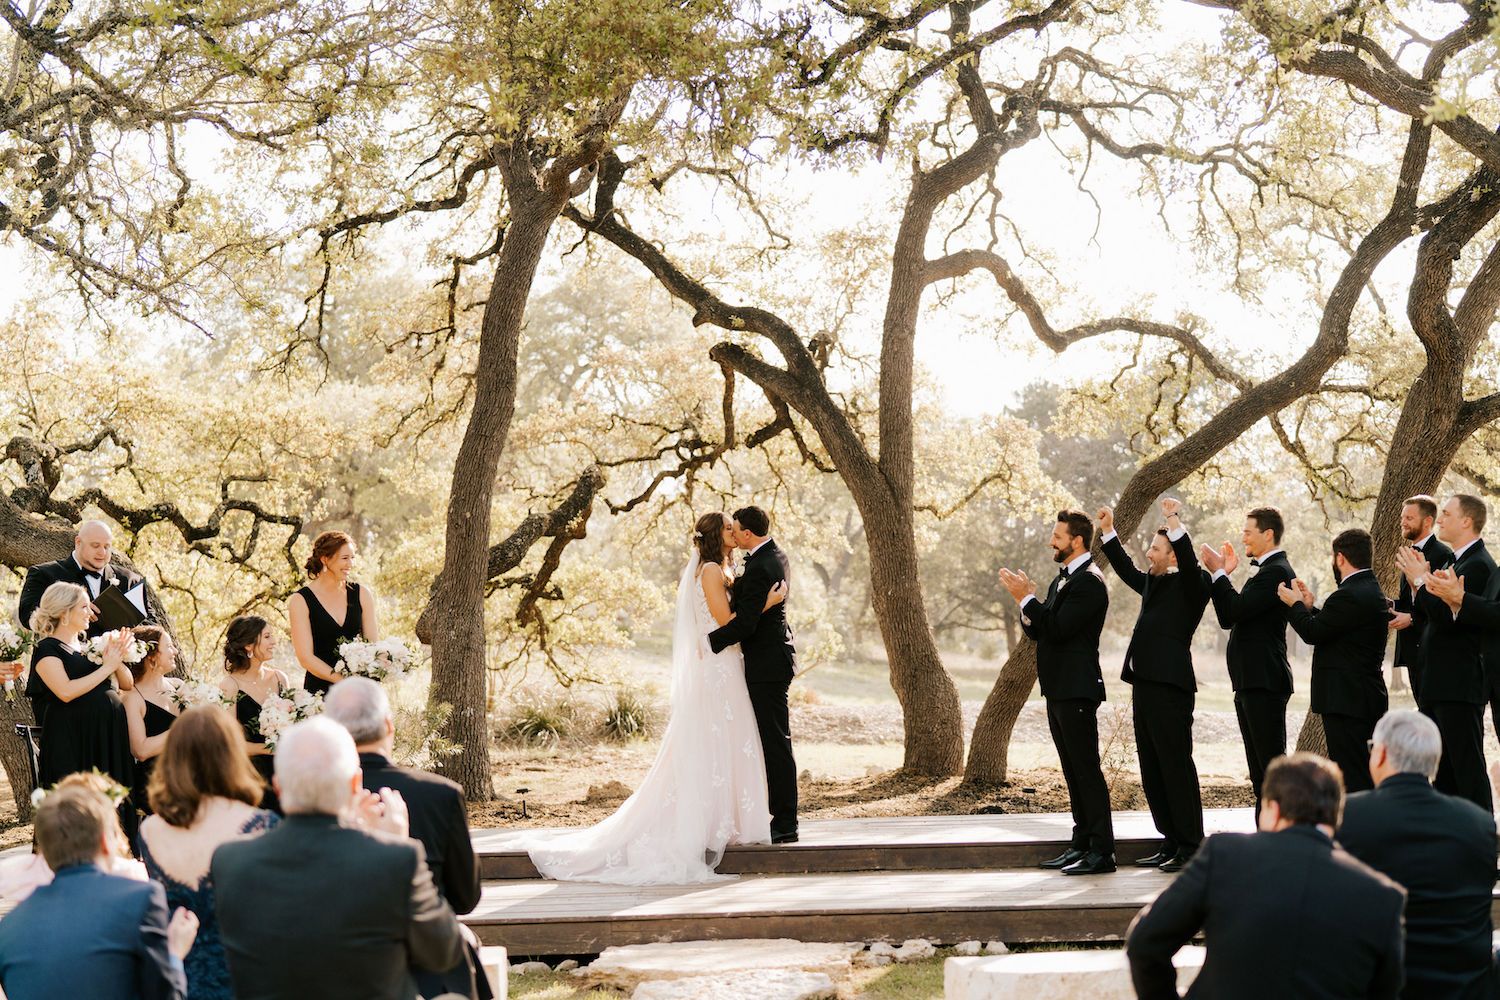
[748,680,798,837]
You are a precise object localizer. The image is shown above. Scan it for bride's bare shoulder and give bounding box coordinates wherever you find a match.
[698,563,728,590]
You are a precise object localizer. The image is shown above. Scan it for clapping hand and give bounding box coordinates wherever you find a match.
[997,568,1036,603]
[1221,543,1239,574]
[352,786,410,840]
[102,629,130,668]
[1427,568,1465,611]
[1394,546,1430,588]
[167,908,199,961]
[1096,506,1114,536]
[1294,579,1314,606]
[1276,582,1299,606]
[1199,544,1223,572]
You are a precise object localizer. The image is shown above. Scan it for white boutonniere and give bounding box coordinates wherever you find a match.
[733,563,745,579]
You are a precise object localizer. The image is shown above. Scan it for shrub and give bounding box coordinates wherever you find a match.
[501,697,578,747]
[601,687,657,742]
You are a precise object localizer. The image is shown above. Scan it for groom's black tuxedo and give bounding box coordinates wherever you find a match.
[709,539,798,838]
[17,555,148,638]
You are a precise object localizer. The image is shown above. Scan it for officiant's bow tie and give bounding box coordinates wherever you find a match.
[1249,558,1261,568]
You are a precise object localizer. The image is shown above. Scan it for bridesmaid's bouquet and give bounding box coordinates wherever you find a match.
[0,623,33,702]
[168,679,230,713]
[335,638,415,682]
[83,632,149,667]
[258,688,323,750]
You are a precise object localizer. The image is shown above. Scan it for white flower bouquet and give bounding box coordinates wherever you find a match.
[83,632,149,667]
[257,688,323,750]
[168,679,229,714]
[0,623,33,701]
[336,638,415,682]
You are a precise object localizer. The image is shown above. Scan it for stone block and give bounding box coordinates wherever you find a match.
[944,946,1204,1000]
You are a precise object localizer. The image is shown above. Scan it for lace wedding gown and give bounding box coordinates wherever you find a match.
[525,554,772,885]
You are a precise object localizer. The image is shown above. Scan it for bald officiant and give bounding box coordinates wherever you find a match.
[18,521,153,638]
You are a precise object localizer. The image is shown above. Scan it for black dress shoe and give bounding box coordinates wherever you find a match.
[772,832,799,845]
[1132,850,1175,868]
[1040,847,1087,870]
[1061,851,1117,876]
[1158,849,1195,873]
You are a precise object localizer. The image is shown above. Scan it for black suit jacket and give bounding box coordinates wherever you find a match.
[707,539,796,684]
[1101,531,1210,693]
[1126,826,1406,1000]
[1338,774,1498,1000]
[1210,551,1296,694]
[1019,557,1108,703]
[1286,570,1390,719]
[1417,539,1495,705]
[1395,535,1453,671]
[212,813,463,1000]
[1456,557,1500,703]
[17,556,148,637]
[359,753,481,999]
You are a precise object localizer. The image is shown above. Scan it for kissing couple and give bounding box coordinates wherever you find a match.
[522,505,800,885]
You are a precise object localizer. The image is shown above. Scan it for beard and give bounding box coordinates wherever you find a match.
[1052,547,1068,564]
[1402,525,1423,542]
[1332,559,1343,584]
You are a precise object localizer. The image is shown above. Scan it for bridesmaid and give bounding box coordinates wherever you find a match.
[287,530,380,695]
[123,624,180,819]
[27,581,135,839]
[216,616,288,812]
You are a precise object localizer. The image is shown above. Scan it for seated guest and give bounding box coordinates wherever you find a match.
[1126,753,1406,999]
[326,678,487,1000]
[28,582,136,840]
[217,615,289,812]
[139,707,279,1000]
[0,772,149,906]
[0,779,198,1000]
[1277,529,1390,792]
[1338,710,1497,999]
[212,717,463,1000]
[124,625,181,819]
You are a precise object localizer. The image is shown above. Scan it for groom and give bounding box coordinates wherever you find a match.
[708,506,799,844]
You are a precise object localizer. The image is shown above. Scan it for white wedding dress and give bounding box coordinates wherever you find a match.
[525,553,772,885]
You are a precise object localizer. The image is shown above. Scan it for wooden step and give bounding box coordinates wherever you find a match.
[475,809,1256,879]
[464,865,1500,956]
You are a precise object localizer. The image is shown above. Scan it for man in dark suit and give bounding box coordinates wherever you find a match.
[325,677,488,1000]
[1126,753,1406,1000]
[1200,506,1296,816]
[707,505,799,843]
[1397,493,1494,810]
[17,519,151,636]
[1338,710,1498,999]
[1391,495,1452,701]
[999,509,1114,875]
[0,782,198,1000]
[1098,497,1210,872]
[1278,529,1390,792]
[213,717,463,1000]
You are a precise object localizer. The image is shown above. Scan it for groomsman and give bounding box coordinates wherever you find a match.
[1276,529,1389,792]
[1199,507,1295,817]
[1390,495,1451,701]
[17,520,150,637]
[999,510,1115,876]
[1397,494,1495,810]
[1098,498,1210,872]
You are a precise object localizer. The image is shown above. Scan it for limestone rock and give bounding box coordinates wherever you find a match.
[583,939,863,991]
[554,959,579,972]
[866,942,898,958]
[893,938,936,962]
[945,946,1204,999]
[511,960,551,976]
[631,970,835,1000]
[953,941,983,956]
[984,941,1010,955]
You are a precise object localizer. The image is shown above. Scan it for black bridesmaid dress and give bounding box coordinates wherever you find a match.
[234,685,283,814]
[297,582,364,695]
[29,635,136,840]
[131,698,178,817]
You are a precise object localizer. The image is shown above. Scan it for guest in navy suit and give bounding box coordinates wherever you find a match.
[0,781,198,1000]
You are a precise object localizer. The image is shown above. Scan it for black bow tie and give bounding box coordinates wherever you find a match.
[1057,566,1071,579]
[84,571,101,581]
[1249,558,1261,567]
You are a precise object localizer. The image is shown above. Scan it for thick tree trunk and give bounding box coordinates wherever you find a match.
[0,693,36,821]
[419,186,564,801]
[863,501,964,774]
[964,641,1037,785]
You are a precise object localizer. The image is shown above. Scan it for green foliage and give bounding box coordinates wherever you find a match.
[501,696,580,747]
[601,687,657,742]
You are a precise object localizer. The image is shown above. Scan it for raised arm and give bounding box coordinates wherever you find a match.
[35,636,125,703]
[1211,564,1290,627]
[1097,506,1147,596]
[707,565,776,654]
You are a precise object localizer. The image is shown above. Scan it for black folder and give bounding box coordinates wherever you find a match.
[93,584,146,632]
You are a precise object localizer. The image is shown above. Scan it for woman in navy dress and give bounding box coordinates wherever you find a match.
[139,706,277,1000]
[217,615,288,813]
[27,582,135,838]
[123,624,180,819]
[287,530,380,695]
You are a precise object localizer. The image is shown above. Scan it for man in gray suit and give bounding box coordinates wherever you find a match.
[212,717,463,1000]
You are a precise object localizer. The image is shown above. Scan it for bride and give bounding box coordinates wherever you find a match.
[525,512,786,885]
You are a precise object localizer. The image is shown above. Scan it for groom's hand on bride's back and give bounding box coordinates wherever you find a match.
[764,580,788,610]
